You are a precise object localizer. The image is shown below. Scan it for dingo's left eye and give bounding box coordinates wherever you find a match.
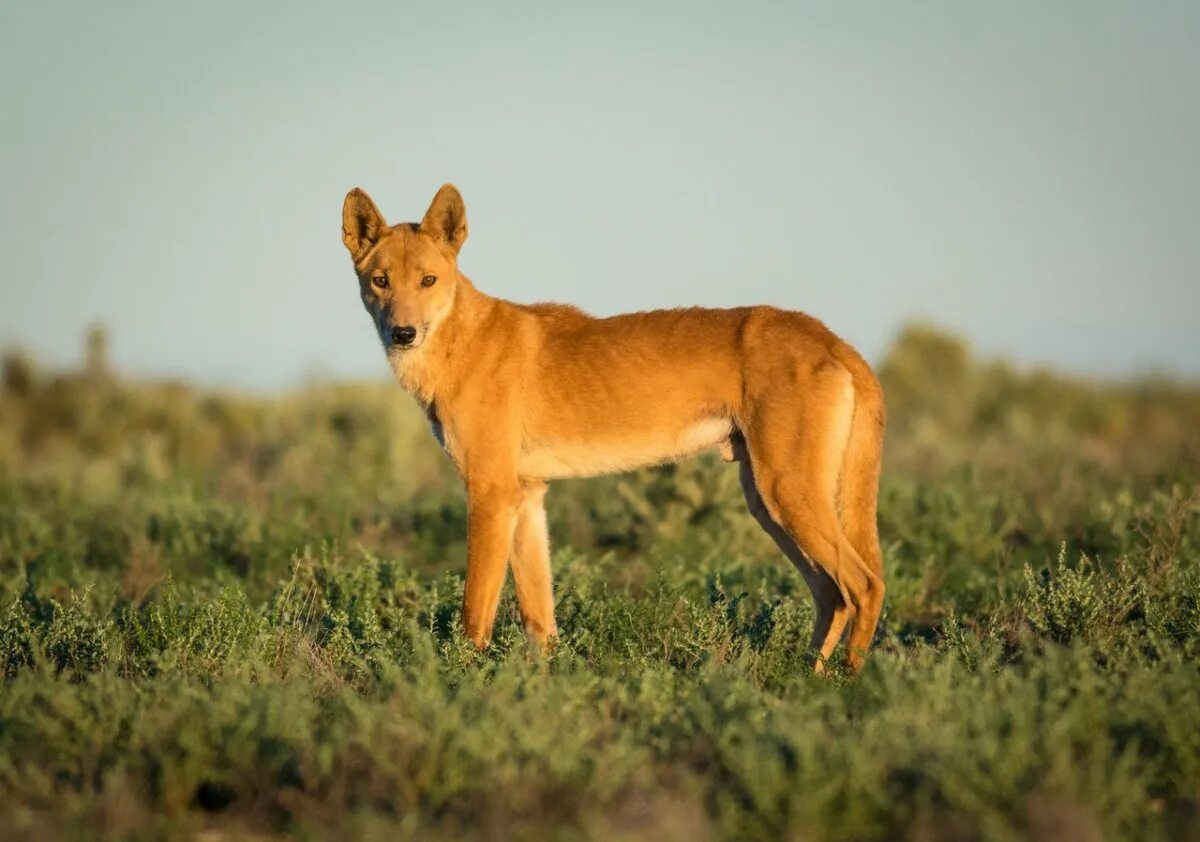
[372,274,389,290]
[421,275,437,288]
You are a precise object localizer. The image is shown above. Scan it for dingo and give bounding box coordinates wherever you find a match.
[342,185,885,672]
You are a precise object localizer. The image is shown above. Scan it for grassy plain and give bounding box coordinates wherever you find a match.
[0,325,1197,840]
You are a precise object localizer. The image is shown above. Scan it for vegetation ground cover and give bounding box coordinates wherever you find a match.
[0,325,1197,840]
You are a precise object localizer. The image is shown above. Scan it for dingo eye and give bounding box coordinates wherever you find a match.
[421,275,437,288]
[371,274,389,290]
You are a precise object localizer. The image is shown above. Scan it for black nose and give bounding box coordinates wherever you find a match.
[390,325,417,347]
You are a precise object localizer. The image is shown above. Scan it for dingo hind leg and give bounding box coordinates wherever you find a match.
[734,433,850,672]
[741,357,884,673]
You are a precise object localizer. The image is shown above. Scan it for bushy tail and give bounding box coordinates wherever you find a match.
[832,344,885,578]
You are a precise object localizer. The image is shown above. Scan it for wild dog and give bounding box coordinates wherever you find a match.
[341,185,886,672]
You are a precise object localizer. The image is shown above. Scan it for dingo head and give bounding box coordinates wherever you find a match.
[341,184,467,355]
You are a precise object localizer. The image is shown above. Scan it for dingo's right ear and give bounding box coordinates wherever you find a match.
[342,188,390,262]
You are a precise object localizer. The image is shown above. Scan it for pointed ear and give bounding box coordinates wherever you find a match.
[420,183,468,255]
[342,188,390,262]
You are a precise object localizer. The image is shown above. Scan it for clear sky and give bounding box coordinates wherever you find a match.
[2,1,1197,389]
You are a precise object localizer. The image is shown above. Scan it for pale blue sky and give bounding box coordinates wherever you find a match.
[2,1,1197,388]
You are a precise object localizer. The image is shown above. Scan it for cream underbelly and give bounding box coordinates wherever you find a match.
[517,416,735,480]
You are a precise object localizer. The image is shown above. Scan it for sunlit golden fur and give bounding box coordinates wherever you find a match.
[342,185,886,672]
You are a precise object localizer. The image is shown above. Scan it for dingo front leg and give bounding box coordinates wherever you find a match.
[510,480,556,647]
[461,481,521,648]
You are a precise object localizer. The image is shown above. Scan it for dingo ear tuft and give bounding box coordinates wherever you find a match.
[420,184,468,255]
[342,188,390,262]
